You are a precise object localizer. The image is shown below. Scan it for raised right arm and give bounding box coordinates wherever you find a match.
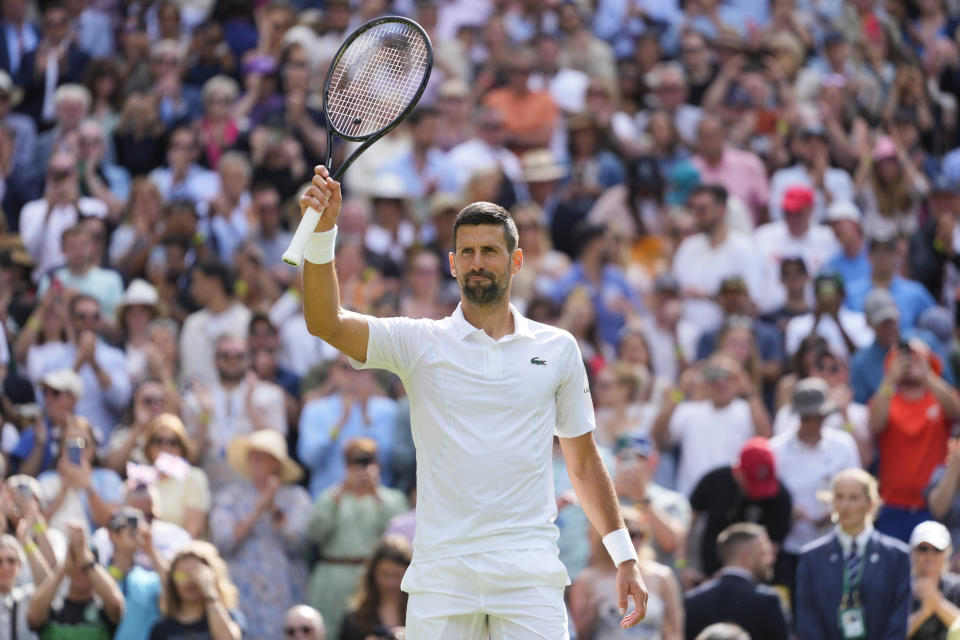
[300,166,371,364]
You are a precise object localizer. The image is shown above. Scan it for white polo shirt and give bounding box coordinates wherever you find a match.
[352,304,595,562]
[770,428,860,554]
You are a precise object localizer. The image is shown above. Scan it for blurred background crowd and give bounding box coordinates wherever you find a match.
[8,0,960,638]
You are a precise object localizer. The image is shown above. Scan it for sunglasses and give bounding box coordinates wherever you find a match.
[149,436,182,448]
[216,351,247,361]
[348,455,375,467]
[284,626,315,636]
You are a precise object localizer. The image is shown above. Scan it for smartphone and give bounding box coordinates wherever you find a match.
[66,437,85,465]
[127,515,139,531]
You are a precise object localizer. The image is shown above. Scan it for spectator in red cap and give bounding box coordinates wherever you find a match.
[869,339,960,542]
[682,437,792,585]
[754,184,840,314]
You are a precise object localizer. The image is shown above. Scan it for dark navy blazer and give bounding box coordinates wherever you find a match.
[795,529,911,640]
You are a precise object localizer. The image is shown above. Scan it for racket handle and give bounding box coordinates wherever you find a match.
[282,206,324,267]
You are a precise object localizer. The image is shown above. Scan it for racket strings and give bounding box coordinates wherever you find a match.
[326,21,430,138]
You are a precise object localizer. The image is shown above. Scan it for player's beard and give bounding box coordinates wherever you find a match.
[460,269,508,304]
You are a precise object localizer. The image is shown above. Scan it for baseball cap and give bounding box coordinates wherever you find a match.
[824,201,861,224]
[782,185,815,214]
[615,434,656,459]
[792,377,835,418]
[108,506,144,532]
[863,288,899,325]
[868,232,898,251]
[932,174,959,195]
[653,274,680,295]
[733,438,779,500]
[40,369,84,399]
[719,276,748,294]
[873,136,898,162]
[910,520,952,551]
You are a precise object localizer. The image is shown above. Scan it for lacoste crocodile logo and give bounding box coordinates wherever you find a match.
[530,357,547,366]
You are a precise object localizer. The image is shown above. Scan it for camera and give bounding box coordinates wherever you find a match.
[65,437,86,466]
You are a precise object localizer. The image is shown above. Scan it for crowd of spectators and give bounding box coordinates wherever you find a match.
[9,0,960,639]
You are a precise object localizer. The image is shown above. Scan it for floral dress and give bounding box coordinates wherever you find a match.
[209,482,311,640]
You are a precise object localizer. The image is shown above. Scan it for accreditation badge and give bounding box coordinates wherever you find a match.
[839,606,867,639]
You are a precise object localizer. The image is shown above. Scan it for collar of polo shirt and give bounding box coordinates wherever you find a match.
[451,303,537,342]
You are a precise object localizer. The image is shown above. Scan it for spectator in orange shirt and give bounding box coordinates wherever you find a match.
[483,49,558,152]
[869,339,960,542]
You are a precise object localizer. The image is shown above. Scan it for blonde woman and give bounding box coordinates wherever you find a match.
[150,541,242,639]
[795,468,911,640]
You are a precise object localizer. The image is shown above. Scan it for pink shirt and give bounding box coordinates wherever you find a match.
[692,148,770,224]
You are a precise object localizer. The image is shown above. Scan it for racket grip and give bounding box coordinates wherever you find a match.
[282,206,324,267]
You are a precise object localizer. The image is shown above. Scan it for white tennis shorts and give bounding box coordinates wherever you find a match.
[402,548,571,640]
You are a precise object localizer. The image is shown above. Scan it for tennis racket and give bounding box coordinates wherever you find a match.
[282,16,434,267]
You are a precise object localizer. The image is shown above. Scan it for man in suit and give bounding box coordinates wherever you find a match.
[684,522,790,640]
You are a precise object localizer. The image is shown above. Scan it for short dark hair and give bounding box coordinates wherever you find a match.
[408,106,439,126]
[194,259,233,296]
[716,522,766,566]
[453,202,518,253]
[69,293,99,316]
[688,183,728,205]
[780,256,807,276]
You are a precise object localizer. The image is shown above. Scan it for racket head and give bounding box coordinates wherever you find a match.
[322,16,434,143]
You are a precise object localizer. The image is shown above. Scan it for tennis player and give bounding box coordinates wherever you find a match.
[299,165,648,638]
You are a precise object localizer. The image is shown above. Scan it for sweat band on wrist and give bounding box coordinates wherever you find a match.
[603,528,639,567]
[303,226,338,265]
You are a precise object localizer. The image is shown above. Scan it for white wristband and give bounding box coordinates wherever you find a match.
[603,528,639,567]
[303,226,338,265]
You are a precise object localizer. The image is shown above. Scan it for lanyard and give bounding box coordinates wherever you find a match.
[840,544,865,609]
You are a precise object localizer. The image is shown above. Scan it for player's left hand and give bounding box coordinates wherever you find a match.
[616,559,648,628]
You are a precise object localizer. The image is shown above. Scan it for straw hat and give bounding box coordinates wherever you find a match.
[227,429,304,484]
[117,279,159,315]
[521,149,566,183]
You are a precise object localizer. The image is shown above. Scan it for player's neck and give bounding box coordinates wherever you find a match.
[461,298,515,341]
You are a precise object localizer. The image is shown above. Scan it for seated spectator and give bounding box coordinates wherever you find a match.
[870,340,960,542]
[105,507,165,640]
[854,135,928,239]
[570,506,683,640]
[306,438,407,638]
[183,333,287,492]
[482,48,559,151]
[115,280,164,385]
[103,379,173,473]
[908,521,960,640]
[684,523,788,640]
[770,378,861,591]
[91,483,191,571]
[593,361,649,449]
[28,294,131,441]
[768,125,855,223]
[846,234,936,329]
[298,356,398,497]
[27,521,125,638]
[795,469,911,640]
[785,272,874,360]
[927,438,960,563]
[338,536,411,640]
[685,438,792,584]
[9,369,82,476]
[147,125,219,207]
[137,413,210,538]
[37,416,122,533]
[75,118,131,222]
[753,185,840,313]
[19,150,108,281]
[653,355,771,496]
[210,430,311,640]
[642,276,699,385]
[5,474,67,572]
[0,533,44,640]
[148,541,242,640]
[283,604,326,640]
[824,201,871,294]
[614,435,691,569]
[851,289,956,403]
[36,225,124,324]
[760,257,812,336]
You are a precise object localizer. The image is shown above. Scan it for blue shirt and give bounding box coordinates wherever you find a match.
[113,566,161,640]
[850,329,956,403]
[378,149,460,200]
[826,248,872,296]
[845,277,937,329]
[10,421,56,473]
[297,395,399,498]
[551,263,644,347]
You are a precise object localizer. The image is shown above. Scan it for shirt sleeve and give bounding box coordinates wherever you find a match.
[555,334,596,438]
[350,315,432,379]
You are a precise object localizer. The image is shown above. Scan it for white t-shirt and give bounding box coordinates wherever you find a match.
[668,399,756,496]
[784,309,874,360]
[770,429,860,554]
[353,304,595,563]
[672,231,766,333]
[753,221,840,313]
[772,402,870,445]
